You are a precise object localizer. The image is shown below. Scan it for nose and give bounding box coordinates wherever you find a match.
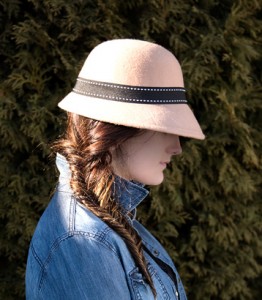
[166,135,182,155]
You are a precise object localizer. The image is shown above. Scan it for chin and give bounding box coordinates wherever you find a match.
[149,179,164,186]
[140,174,164,186]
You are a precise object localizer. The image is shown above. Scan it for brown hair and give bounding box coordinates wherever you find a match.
[53,113,156,297]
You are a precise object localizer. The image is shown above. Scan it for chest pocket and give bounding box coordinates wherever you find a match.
[129,264,171,300]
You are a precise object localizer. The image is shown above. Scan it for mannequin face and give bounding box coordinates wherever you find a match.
[111,130,182,185]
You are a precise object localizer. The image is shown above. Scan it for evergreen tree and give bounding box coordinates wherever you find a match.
[0,0,261,299]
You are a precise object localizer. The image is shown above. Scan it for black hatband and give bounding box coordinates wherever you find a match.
[73,78,187,104]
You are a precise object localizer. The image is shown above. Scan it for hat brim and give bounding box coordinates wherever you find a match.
[58,92,205,140]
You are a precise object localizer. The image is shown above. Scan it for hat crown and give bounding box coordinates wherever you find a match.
[58,39,205,140]
[79,39,184,87]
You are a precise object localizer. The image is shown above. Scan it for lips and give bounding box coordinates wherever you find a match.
[160,160,170,164]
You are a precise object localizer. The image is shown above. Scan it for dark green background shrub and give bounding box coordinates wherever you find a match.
[1,0,261,299]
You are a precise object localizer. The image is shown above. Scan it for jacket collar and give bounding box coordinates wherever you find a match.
[112,176,149,214]
[56,153,149,214]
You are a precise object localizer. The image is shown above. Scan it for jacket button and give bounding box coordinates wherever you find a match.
[153,249,159,256]
[172,287,179,299]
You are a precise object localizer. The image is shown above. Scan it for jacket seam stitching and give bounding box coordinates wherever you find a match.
[31,243,44,268]
[69,196,76,231]
[38,228,117,291]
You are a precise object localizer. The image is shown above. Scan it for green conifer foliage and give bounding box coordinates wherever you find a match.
[0,0,261,299]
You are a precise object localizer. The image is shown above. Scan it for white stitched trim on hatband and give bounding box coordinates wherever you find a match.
[77,78,185,92]
[73,88,187,103]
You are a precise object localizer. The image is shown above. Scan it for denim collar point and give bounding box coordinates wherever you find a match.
[113,176,149,213]
[56,154,149,214]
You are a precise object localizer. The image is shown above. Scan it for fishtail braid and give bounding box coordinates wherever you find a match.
[53,113,157,298]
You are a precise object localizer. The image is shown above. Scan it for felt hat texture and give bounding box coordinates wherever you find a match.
[58,39,205,139]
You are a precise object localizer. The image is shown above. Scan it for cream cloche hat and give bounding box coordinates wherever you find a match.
[58,39,205,140]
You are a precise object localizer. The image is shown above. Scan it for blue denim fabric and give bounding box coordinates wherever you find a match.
[26,154,187,300]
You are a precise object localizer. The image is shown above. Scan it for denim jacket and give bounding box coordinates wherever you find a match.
[26,154,187,300]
